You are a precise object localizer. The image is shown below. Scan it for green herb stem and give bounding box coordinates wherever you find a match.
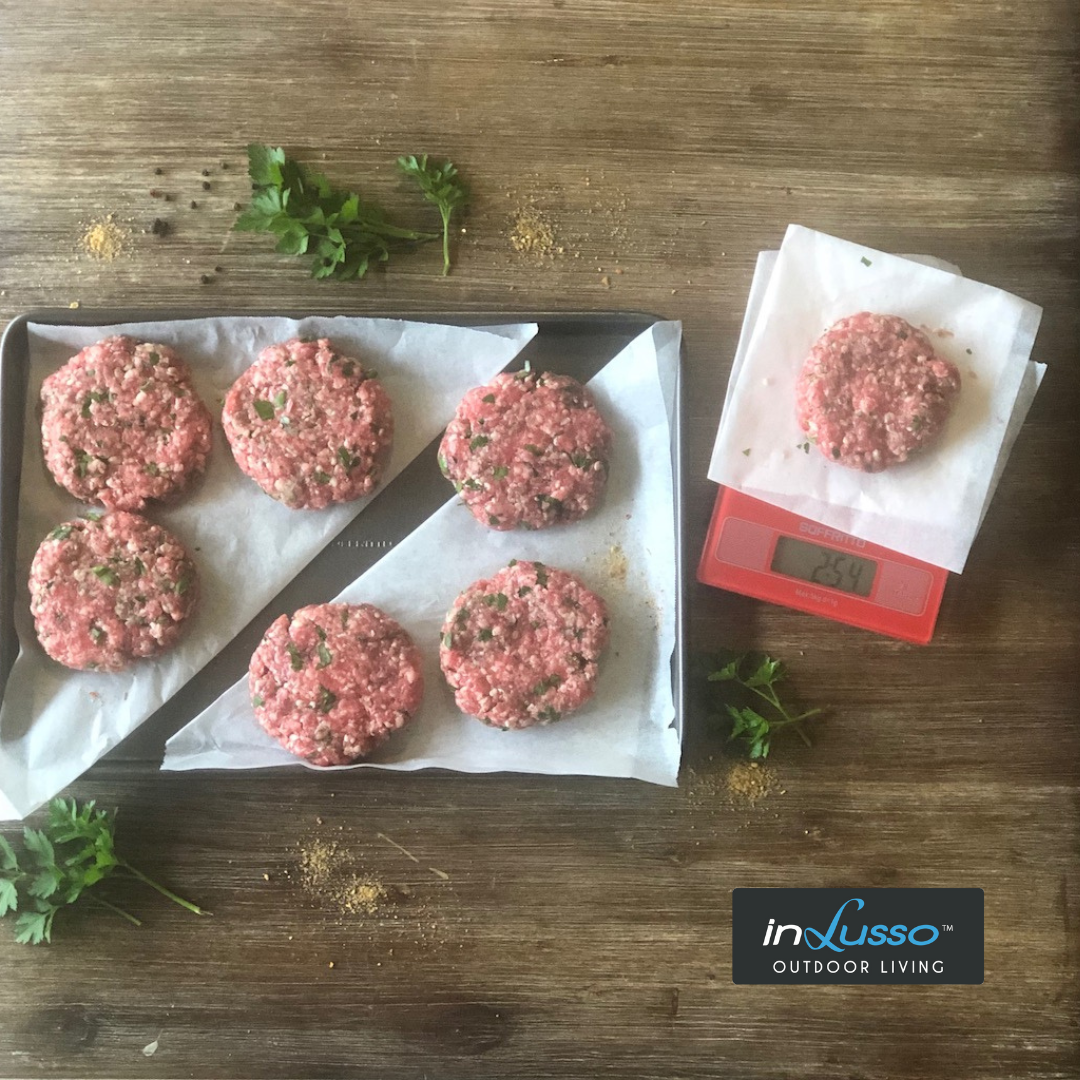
[86,894,143,927]
[118,861,210,917]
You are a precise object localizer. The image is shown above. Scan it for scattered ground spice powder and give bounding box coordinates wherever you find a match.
[297,838,387,916]
[78,214,131,261]
[725,761,776,805]
[602,544,629,586]
[509,205,558,257]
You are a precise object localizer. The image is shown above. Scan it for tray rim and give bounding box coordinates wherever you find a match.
[0,308,686,773]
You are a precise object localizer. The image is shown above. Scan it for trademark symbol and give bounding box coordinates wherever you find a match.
[942,924,953,932]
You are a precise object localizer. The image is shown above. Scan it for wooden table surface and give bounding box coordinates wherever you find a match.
[1,2,1078,1077]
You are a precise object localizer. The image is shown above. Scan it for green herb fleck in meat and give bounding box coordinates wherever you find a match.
[337,446,361,471]
[442,632,453,648]
[569,453,591,469]
[133,558,145,577]
[455,608,468,627]
[253,399,275,421]
[492,466,508,479]
[524,444,543,456]
[463,478,482,491]
[538,494,564,514]
[534,563,549,588]
[481,592,508,612]
[273,390,288,408]
[437,453,449,476]
[314,470,332,485]
[80,390,109,418]
[482,393,496,404]
[470,435,489,451]
[174,574,192,596]
[89,625,106,645]
[252,694,264,708]
[48,525,73,541]
[145,462,160,476]
[487,514,499,526]
[531,674,562,696]
[316,642,332,669]
[287,643,304,671]
[148,351,160,367]
[74,452,97,478]
[90,566,119,586]
[517,585,532,597]
[537,705,561,722]
[316,686,337,713]
[478,627,493,642]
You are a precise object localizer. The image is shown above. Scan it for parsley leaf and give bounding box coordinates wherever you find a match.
[235,144,441,281]
[396,154,469,275]
[698,651,824,759]
[0,798,207,945]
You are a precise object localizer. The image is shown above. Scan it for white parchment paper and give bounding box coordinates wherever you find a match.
[163,322,682,786]
[716,251,1045,546]
[708,226,1043,572]
[0,316,537,820]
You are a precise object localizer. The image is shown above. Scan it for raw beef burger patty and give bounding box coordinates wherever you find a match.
[249,603,424,766]
[439,560,609,730]
[439,370,613,530]
[29,511,198,671]
[795,312,962,472]
[41,335,213,510]
[222,338,392,510]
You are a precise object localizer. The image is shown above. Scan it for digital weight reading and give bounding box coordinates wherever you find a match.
[770,535,877,597]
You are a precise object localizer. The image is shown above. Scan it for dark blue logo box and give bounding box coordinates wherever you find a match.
[732,888,983,984]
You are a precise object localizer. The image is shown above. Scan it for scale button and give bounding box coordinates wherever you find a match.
[875,561,932,615]
[716,517,772,572]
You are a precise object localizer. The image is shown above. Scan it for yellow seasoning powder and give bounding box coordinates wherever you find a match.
[79,214,131,261]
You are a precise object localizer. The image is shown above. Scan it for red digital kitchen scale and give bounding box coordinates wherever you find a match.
[698,487,949,644]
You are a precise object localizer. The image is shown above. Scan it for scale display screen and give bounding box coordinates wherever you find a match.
[770,535,877,598]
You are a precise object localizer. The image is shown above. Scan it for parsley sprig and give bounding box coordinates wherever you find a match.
[0,798,208,944]
[396,155,468,275]
[697,651,824,760]
[234,144,441,281]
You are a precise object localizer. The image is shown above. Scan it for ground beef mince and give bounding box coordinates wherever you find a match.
[222,338,392,510]
[29,511,198,671]
[795,312,962,472]
[249,603,423,766]
[439,560,609,729]
[438,370,613,530]
[41,336,213,510]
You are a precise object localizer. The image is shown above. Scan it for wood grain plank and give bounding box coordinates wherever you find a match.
[0,0,1077,1076]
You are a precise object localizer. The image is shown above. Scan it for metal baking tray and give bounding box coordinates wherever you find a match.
[0,310,685,758]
